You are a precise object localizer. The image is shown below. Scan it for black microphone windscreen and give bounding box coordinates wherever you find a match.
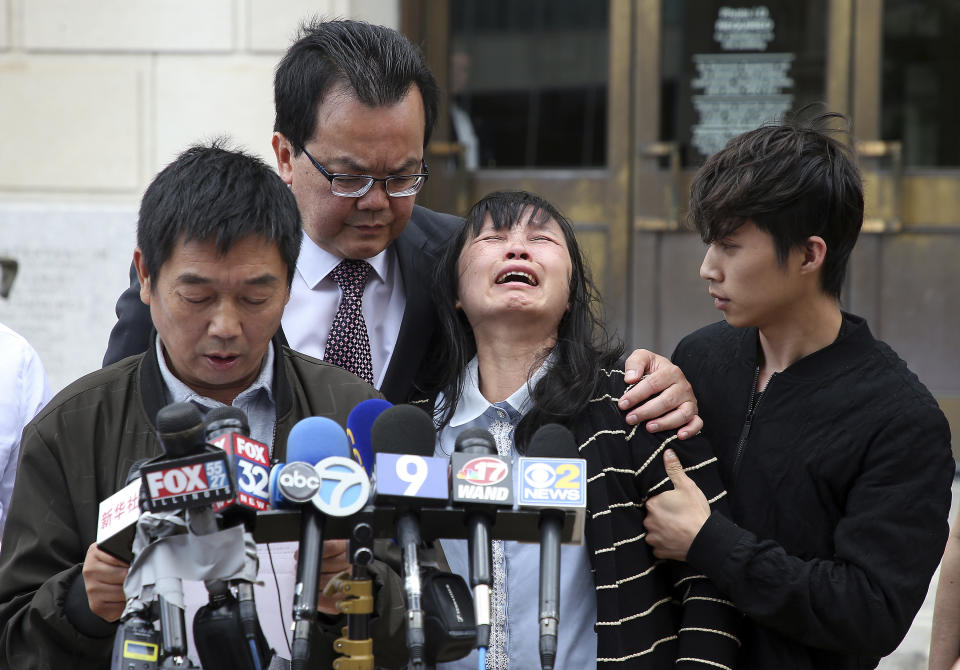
[370,404,436,457]
[527,423,579,460]
[204,405,250,436]
[155,402,205,457]
[454,427,496,455]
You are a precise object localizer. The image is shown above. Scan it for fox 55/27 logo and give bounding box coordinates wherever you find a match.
[518,457,586,507]
[142,452,234,511]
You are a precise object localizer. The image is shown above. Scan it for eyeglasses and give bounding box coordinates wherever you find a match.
[299,146,429,198]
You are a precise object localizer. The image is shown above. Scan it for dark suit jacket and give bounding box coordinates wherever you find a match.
[103,205,461,403]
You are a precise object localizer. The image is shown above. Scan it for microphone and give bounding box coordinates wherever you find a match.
[195,406,273,670]
[268,460,320,509]
[346,398,392,476]
[450,427,514,655]
[205,405,250,438]
[140,404,233,515]
[282,417,367,670]
[520,424,586,670]
[369,404,446,668]
[155,404,211,666]
[141,402,223,667]
[205,406,271,525]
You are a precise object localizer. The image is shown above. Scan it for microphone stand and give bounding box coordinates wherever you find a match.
[333,508,375,670]
[113,513,200,670]
[157,506,220,668]
[158,593,194,668]
[396,514,426,670]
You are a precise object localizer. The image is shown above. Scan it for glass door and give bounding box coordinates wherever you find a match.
[632,0,830,352]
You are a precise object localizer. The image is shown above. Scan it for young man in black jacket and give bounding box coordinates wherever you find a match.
[642,112,954,670]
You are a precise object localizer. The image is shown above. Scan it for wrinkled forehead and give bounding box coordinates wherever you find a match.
[471,205,557,236]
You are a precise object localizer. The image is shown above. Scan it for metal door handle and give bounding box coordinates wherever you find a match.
[855,140,902,233]
[637,142,681,231]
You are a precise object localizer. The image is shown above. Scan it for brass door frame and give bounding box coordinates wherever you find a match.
[836,0,960,448]
[633,0,865,233]
[827,0,960,231]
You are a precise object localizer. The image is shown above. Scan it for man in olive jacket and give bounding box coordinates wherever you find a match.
[0,143,405,669]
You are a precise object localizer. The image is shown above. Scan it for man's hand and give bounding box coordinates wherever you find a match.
[316,539,351,615]
[619,349,702,439]
[82,542,129,622]
[294,540,353,615]
[643,449,711,561]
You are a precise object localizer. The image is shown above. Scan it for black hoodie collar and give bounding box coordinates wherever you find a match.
[733,312,873,383]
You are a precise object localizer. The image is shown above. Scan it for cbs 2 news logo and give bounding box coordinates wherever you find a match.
[519,458,586,506]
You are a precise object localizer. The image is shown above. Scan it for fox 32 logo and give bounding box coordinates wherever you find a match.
[312,456,370,517]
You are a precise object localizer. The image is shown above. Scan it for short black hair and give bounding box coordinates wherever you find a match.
[687,109,864,298]
[274,18,439,153]
[137,140,302,286]
[432,190,621,451]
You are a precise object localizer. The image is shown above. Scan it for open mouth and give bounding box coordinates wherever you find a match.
[206,354,239,364]
[495,271,538,286]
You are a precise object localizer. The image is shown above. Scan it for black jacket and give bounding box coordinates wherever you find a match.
[674,314,954,670]
[0,337,406,669]
[102,205,460,403]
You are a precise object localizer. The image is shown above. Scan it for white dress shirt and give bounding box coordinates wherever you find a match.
[281,231,406,390]
[0,322,51,537]
[450,103,480,170]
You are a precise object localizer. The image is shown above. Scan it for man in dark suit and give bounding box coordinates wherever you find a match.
[104,18,700,434]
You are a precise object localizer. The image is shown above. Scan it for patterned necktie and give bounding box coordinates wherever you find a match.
[324,259,374,384]
[486,411,514,670]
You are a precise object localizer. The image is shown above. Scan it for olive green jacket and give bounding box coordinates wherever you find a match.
[0,335,409,669]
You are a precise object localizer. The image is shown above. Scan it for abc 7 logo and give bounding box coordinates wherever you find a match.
[312,456,370,517]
